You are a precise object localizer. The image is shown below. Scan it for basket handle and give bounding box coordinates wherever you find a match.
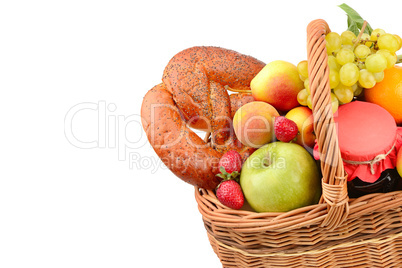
[306,19,349,229]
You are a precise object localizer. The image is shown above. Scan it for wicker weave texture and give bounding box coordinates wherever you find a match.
[197,188,402,267]
[207,231,402,268]
[195,19,402,268]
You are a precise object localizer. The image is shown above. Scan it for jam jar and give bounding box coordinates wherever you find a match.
[316,101,402,198]
[347,168,402,198]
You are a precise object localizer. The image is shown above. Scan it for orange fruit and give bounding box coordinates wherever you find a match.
[364,65,402,125]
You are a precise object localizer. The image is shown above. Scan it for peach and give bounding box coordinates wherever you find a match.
[233,101,279,148]
[285,106,316,149]
[397,147,402,178]
[250,60,304,112]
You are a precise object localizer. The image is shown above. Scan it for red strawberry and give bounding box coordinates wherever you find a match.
[218,150,242,175]
[274,116,298,143]
[216,180,244,209]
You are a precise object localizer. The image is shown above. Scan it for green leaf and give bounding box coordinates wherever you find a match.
[339,3,373,35]
[216,166,241,182]
[231,171,239,181]
[346,15,360,36]
[216,173,226,179]
[397,54,402,64]
[219,166,226,174]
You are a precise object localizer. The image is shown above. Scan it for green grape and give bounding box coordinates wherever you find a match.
[370,28,386,41]
[394,34,402,51]
[304,78,310,94]
[378,33,400,53]
[329,68,340,89]
[339,63,360,86]
[342,45,354,51]
[334,84,354,104]
[341,31,357,46]
[306,94,313,110]
[353,86,363,97]
[361,33,373,47]
[354,44,371,59]
[373,71,384,82]
[336,48,355,65]
[325,32,342,53]
[297,88,309,106]
[355,61,366,70]
[330,92,339,113]
[328,55,341,71]
[297,60,309,79]
[358,69,376,89]
[365,53,387,73]
[299,74,306,82]
[351,83,359,93]
[376,49,397,68]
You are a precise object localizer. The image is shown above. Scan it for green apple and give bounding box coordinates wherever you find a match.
[240,142,321,212]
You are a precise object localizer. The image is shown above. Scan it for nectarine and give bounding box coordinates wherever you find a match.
[285,106,316,149]
[250,60,304,112]
[233,101,279,148]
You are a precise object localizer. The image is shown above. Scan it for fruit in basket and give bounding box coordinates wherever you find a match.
[215,151,244,210]
[378,33,400,53]
[325,32,342,54]
[295,4,402,110]
[274,116,298,143]
[354,44,370,59]
[365,54,388,73]
[297,60,309,80]
[216,180,244,210]
[240,142,321,212]
[376,49,397,69]
[364,65,402,124]
[397,148,402,177]
[250,60,304,111]
[358,69,376,89]
[218,150,242,175]
[339,62,360,87]
[233,101,279,148]
[341,30,357,46]
[285,106,315,149]
[336,48,355,65]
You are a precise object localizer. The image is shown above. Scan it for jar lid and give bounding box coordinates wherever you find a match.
[335,101,396,161]
[334,101,400,183]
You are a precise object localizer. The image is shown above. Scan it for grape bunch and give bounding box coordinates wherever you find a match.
[297,28,402,113]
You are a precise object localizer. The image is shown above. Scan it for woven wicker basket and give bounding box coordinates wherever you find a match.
[195,19,402,268]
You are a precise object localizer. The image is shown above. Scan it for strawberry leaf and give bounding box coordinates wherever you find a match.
[219,166,227,174]
[216,173,226,179]
[216,166,240,182]
[230,171,239,180]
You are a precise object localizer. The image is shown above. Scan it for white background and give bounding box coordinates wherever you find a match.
[0,1,400,267]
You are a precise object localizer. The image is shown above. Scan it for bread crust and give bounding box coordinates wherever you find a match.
[141,47,264,189]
